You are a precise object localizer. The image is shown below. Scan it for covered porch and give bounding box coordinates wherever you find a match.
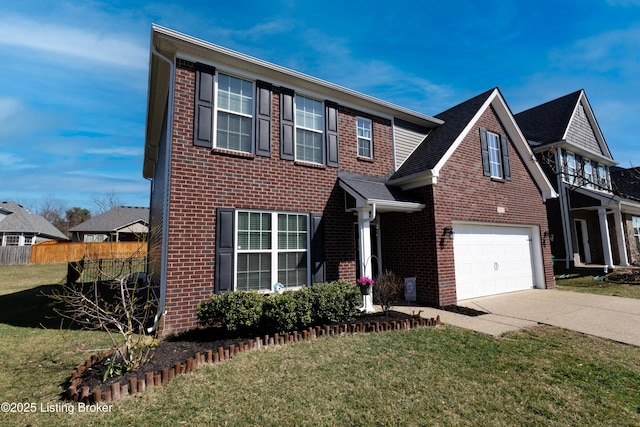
[568,187,640,269]
[338,172,425,311]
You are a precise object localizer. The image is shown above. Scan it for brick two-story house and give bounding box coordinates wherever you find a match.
[515,90,640,271]
[143,25,557,336]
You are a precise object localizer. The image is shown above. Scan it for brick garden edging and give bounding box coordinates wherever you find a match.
[65,315,441,403]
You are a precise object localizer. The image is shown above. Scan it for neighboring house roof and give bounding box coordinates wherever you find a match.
[0,201,68,240]
[611,166,640,202]
[69,206,150,233]
[514,90,582,145]
[389,88,557,201]
[338,172,425,213]
[514,89,614,164]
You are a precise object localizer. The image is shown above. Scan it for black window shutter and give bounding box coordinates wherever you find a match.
[194,64,215,148]
[310,213,325,284]
[215,208,235,293]
[325,101,339,167]
[500,135,511,181]
[255,80,272,157]
[280,87,295,160]
[479,128,491,176]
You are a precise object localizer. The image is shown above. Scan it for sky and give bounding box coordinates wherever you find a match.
[1,0,639,214]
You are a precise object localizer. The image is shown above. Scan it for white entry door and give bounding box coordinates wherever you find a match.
[453,224,535,300]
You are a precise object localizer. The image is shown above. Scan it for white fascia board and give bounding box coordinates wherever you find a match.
[537,141,617,167]
[152,25,443,128]
[389,170,438,190]
[368,199,425,213]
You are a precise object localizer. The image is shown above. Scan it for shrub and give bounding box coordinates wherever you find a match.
[197,280,360,335]
[373,270,404,317]
[309,280,361,325]
[197,291,264,334]
[262,288,312,333]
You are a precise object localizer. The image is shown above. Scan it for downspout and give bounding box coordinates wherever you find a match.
[147,45,173,334]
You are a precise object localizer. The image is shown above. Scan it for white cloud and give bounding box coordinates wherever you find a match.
[0,16,147,69]
[550,26,640,74]
[0,97,23,122]
[85,147,144,157]
[0,152,35,170]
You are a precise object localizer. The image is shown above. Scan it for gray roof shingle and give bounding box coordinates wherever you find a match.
[514,90,582,145]
[0,201,68,240]
[338,172,421,204]
[69,206,149,233]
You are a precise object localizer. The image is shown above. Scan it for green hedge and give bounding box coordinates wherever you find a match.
[197,280,361,334]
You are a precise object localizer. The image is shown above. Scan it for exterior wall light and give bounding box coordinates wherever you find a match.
[543,231,554,246]
[440,226,455,249]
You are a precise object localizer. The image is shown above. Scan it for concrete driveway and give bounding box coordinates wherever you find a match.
[396,289,640,346]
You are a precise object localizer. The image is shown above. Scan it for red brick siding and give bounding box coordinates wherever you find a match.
[431,105,555,305]
[159,59,395,335]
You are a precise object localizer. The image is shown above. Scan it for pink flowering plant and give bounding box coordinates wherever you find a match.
[356,276,374,289]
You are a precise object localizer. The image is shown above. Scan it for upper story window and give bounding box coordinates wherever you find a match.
[596,163,610,190]
[357,117,373,158]
[487,132,503,179]
[295,95,324,164]
[480,128,511,180]
[562,149,611,191]
[216,73,254,153]
[563,151,578,185]
[583,159,593,188]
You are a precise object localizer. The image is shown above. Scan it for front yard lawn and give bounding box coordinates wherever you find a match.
[556,267,640,299]
[1,263,639,426]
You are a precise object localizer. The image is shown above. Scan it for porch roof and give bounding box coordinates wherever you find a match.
[569,186,640,215]
[338,172,425,213]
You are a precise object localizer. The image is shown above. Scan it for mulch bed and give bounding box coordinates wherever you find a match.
[605,268,640,284]
[66,310,437,403]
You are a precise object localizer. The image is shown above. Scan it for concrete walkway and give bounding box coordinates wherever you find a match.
[394,289,640,346]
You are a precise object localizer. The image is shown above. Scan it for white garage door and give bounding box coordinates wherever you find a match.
[453,224,535,300]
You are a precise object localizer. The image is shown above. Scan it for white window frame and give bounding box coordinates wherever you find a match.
[583,159,593,188]
[597,163,610,190]
[633,217,640,246]
[486,131,503,179]
[214,72,254,153]
[294,95,324,164]
[564,150,577,185]
[234,210,310,292]
[4,234,21,246]
[357,117,373,158]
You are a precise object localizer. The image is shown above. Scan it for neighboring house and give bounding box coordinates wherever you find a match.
[515,90,640,270]
[0,201,67,246]
[611,166,640,265]
[69,206,150,242]
[143,25,557,336]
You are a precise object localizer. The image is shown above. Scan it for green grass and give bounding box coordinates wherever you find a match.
[1,263,639,426]
[556,272,640,299]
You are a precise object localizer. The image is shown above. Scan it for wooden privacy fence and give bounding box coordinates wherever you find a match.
[0,246,31,266]
[30,241,148,264]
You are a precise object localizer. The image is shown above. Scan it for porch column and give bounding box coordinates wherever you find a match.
[357,207,374,312]
[598,208,614,269]
[613,206,629,266]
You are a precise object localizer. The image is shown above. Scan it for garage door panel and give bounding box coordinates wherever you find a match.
[454,224,534,300]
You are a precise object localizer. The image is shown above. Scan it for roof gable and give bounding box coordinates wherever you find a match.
[515,90,613,160]
[389,88,557,201]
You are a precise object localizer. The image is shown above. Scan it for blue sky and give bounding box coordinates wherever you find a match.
[1,0,639,213]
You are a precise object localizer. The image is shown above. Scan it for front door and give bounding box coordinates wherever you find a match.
[575,219,591,264]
